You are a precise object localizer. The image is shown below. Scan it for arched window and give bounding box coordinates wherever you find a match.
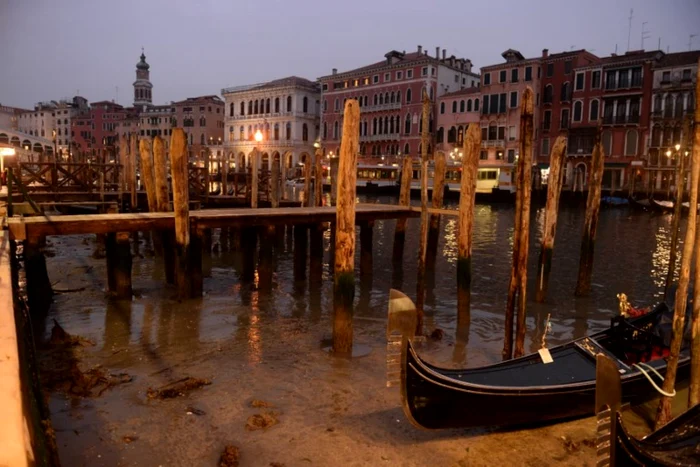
[265,98,270,113]
[274,123,279,140]
[675,94,683,118]
[452,101,457,113]
[651,125,661,147]
[240,126,244,140]
[460,100,465,112]
[385,92,389,104]
[287,95,292,112]
[467,100,472,112]
[57,128,61,136]
[323,122,327,139]
[379,117,384,134]
[274,97,280,113]
[248,101,253,115]
[625,130,638,156]
[384,116,389,134]
[303,96,308,113]
[590,99,600,121]
[649,149,659,166]
[654,95,662,114]
[389,117,394,134]
[404,143,410,155]
[474,98,480,112]
[230,103,234,116]
[437,127,444,143]
[286,122,291,140]
[254,100,259,114]
[457,126,464,145]
[689,92,695,112]
[560,82,570,102]
[390,92,395,104]
[239,102,245,115]
[404,114,411,134]
[448,126,456,143]
[673,126,682,146]
[406,88,412,103]
[373,94,378,106]
[664,126,674,146]
[664,94,673,117]
[440,102,445,114]
[544,84,553,103]
[265,122,270,140]
[333,121,339,139]
[379,94,384,105]
[200,134,205,145]
[372,118,377,135]
[573,101,583,122]
[602,130,613,156]
[396,91,401,103]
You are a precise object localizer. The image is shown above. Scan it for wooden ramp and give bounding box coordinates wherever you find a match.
[6,204,420,241]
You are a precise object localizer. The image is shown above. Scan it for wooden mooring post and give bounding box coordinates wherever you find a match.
[503,87,534,360]
[664,117,691,300]
[106,231,133,299]
[428,149,447,253]
[170,128,197,298]
[457,124,481,316]
[129,133,138,210]
[574,128,605,296]
[119,134,128,207]
[393,156,413,263]
[315,147,323,207]
[415,89,431,335]
[330,155,339,206]
[153,135,174,284]
[656,79,700,425]
[535,135,567,303]
[139,138,157,212]
[333,99,360,355]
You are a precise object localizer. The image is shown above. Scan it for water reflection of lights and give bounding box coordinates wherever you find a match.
[442,219,458,263]
[651,222,673,295]
[247,311,262,365]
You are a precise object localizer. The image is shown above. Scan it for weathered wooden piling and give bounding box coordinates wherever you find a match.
[129,133,138,210]
[315,148,323,207]
[664,118,691,300]
[251,149,259,209]
[24,237,53,313]
[503,87,534,360]
[574,128,605,296]
[139,138,157,212]
[106,232,132,299]
[153,136,174,283]
[119,134,128,204]
[457,124,481,316]
[271,156,280,208]
[656,81,700,425]
[535,135,567,303]
[393,156,413,263]
[170,128,196,298]
[330,155,339,206]
[333,99,360,355]
[415,89,431,335]
[687,69,700,409]
[429,150,447,234]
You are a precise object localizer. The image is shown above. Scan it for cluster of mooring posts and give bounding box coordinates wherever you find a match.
[3,63,700,424]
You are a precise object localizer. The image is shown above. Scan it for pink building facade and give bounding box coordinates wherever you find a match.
[435,87,481,159]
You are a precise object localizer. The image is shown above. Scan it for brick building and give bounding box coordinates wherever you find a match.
[318,45,479,160]
[71,101,127,156]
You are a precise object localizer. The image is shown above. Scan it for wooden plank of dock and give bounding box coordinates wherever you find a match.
[6,204,419,241]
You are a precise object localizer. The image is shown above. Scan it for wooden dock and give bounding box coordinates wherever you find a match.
[6,204,419,241]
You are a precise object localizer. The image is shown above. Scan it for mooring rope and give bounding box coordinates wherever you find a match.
[632,362,676,397]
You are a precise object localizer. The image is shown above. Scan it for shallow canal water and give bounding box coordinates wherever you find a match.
[38,196,681,466]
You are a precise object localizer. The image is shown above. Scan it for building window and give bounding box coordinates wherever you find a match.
[560,82,570,102]
[421,67,428,76]
[287,96,292,112]
[474,98,480,111]
[302,123,308,141]
[406,70,413,78]
[544,85,553,104]
[265,98,270,113]
[303,96,308,113]
[498,93,506,113]
[541,137,550,155]
[564,60,572,74]
[384,72,390,82]
[452,101,457,113]
[546,63,554,77]
[573,101,583,122]
[625,130,638,156]
[561,109,570,129]
[602,130,612,156]
[682,69,692,81]
[373,75,379,84]
[334,99,339,112]
[286,122,292,140]
[467,100,472,112]
[404,114,411,134]
[511,68,519,83]
[274,97,280,113]
[440,102,445,114]
[406,89,412,103]
[479,150,487,160]
[590,99,599,121]
[396,71,403,79]
[509,91,518,108]
[508,126,516,141]
[525,66,532,81]
[507,149,515,163]
[499,70,506,83]
[483,73,491,85]
[575,72,585,91]
[543,110,551,130]
[483,95,490,114]
[229,103,234,116]
[240,126,244,140]
[631,67,642,87]
[459,100,465,112]
[323,122,327,139]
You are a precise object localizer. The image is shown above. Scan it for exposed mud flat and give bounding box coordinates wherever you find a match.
[34,203,676,466]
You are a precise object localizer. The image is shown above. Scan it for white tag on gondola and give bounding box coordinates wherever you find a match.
[539,348,554,364]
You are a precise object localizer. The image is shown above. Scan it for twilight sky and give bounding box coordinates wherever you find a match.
[1,0,699,109]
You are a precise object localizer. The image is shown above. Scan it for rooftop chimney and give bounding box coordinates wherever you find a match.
[424,50,428,56]
[332,68,337,75]
[436,47,440,59]
[442,49,446,60]
[542,48,549,58]
[417,45,422,54]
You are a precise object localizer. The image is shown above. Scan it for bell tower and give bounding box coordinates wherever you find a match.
[133,48,153,108]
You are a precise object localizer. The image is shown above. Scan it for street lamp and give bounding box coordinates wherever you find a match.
[0,146,16,175]
[254,130,263,143]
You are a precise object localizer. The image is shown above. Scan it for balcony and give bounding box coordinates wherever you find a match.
[228,111,315,121]
[360,102,402,113]
[360,133,401,142]
[483,139,505,148]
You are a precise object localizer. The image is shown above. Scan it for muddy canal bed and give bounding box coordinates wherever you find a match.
[35,202,676,466]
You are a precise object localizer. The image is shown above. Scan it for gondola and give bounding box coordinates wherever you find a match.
[595,353,700,466]
[651,199,675,213]
[389,289,691,430]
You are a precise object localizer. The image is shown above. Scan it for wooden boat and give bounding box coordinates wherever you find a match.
[650,200,675,213]
[595,353,700,466]
[389,289,691,430]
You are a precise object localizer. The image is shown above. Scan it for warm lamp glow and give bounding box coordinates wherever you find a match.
[0,147,16,157]
[666,150,672,157]
[313,141,320,149]
[675,144,681,151]
[254,130,263,142]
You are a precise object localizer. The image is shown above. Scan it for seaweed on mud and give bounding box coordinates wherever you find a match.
[146,377,212,399]
[245,412,279,431]
[49,319,94,346]
[250,399,273,408]
[219,445,240,467]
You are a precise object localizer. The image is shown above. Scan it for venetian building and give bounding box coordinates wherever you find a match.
[222,76,320,177]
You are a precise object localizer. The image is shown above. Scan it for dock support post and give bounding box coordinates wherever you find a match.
[170,128,194,298]
[428,149,446,255]
[504,87,534,360]
[315,148,323,207]
[457,124,481,317]
[24,237,53,313]
[330,155,339,206]
[535,135,567,303]
[415,90,431,335]
[360,220,373,277]
[139,138,157,212]
[393,156,413,263]
[333,99,359,356]
[575,128,605,297]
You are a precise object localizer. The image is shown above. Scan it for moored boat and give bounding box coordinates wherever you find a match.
[390,289,691,430]
[650,199,675,213]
